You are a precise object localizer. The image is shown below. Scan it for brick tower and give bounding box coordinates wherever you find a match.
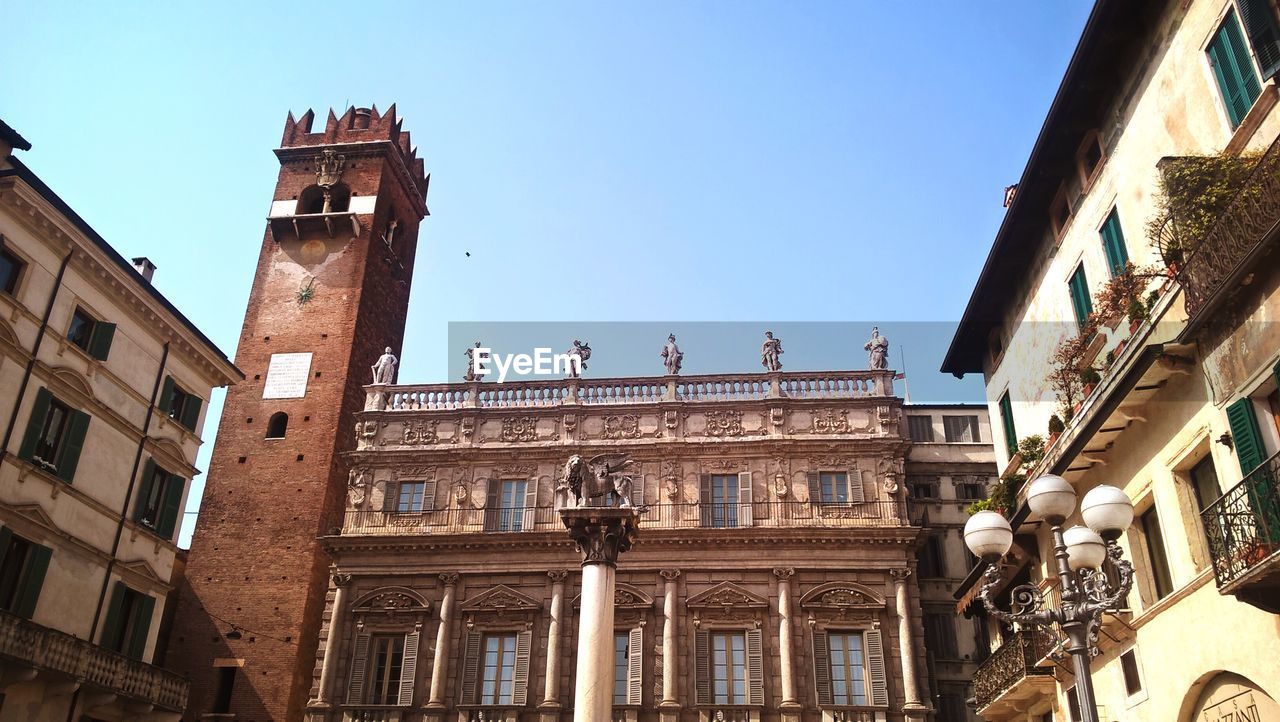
[170,106,428,721]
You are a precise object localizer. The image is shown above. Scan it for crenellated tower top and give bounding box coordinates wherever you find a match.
[280,105,428,202]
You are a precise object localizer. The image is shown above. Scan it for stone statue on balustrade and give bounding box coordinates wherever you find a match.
[463,341,483,381]
[661,334,684,375]
[563,453,635,508]
[761,331,783,372]
[864,327,889,370]
[371,347,398,384]
[566,339,591,378]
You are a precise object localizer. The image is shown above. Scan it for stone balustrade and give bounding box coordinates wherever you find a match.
[340,708,403,722]
[0,608,188,712]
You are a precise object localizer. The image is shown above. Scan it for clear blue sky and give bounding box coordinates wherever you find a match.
[3,1,1092,545]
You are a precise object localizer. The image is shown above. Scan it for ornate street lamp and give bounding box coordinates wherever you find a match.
[963,475,1135,722]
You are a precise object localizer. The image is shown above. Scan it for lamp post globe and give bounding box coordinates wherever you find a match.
[1026,474,1077,523]
[1063,525,1107,570]
[1080,484,1134,540]
[964,510,1014,561]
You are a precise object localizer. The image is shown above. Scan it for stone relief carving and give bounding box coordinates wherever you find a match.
[864,326,889,370]
[356,419,378,445]
[772,457,789,498]
[704,410,746,437]
[347,468,370,509]
[452,470,473,508]
[879,458,901,494]
[402,419,439,445]
[702,458,745,473]
[563,453,635,508]
[810,409,852,434]
[460,417,476,439]
[663,410,679,434]
[661,334,683,375]
[563,413,578,440]
[493,463,537,478]
[769,406,785,431]
[661,460,681,501]
[314,148,346,188]
[371,347,398,385]
[760,331,783,372]
[602,414,643,440]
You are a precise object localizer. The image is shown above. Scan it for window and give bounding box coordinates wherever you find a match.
[1139,506,1174,600]
[101,582,155,660]
[481,633,518,704]
[398,482,427,513]
[924,612,958,660]
[0,529,51,619]
[1100,209,1130,277]
[133,460,186,540]
[1076,130,1105,187]
[826,631,867,705]
[160,377,203,433]
[1068,264,1093,330]
[615,632,629,705]
[65,307,116,361]
[908,476,940,501]
[265,412,288,439]
[919,533,947,578]
[956,478,986,501]
[212,666,236,714]
[943,415,980,443]
[1208,8,1264,129]
[1066,687,1083,722]
[1189,455,1222,511]
[368,635,406,704]
[907,415,935,442]
[1120,649,1143,696]
[710,631,747,704]
[808,471,862,505]
[0,243,23,295]
[937,682,969,721]
[1050,190,1072,237]
[998,392,1017,458]
[17,388,90,483]
[702,474,741,528]
[813,628,888,708]
[485,479,529,532]
[1240,0,1280,81]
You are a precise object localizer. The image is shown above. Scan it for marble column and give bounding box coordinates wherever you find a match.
[314,572,352,706]
[561,507,639,722]
[425,572,460,721]
[774,568,802,721]
[658,569,681,722]
[540,570,569,722]
[891,568,930,720]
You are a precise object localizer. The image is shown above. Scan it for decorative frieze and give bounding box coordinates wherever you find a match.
[402,419,441,445]
[602,414,642,440]
[704,410,745,437]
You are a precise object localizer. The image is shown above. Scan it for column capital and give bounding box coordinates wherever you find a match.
[773,568,795,581]
[560,507,639,567]
[439,572,460,587]
[548,570,569,583]
[889,568,913,583]
[332,572,352,587]
[659,569,682,581]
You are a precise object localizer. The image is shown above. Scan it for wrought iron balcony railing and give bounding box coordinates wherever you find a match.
[337,500,913,536]
[972,629,1055,710]
[0,608,188,711]
[1202,450,1280,588]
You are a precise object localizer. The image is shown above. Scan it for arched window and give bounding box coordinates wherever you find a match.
[297,183,350,214]
[266,412,288,439]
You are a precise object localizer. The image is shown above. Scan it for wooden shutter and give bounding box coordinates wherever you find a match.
[158,377,175,416]
[17,387,52,462]
[694,629,711,704]
[1226,398,1266,475]
[398,629,421,705]
[383,481,401,513]
[100,582,127,650]
[1210,12,1264,127]
[88,321,116,361]
[134,459,157,522]
[56,408,90,483]
[126,594,156,660]
[1242,0,1280,80]
[812,630,832,706]
[626,626,643,705]
[1068,266,1092,328]
[745,628,764,705]
[483,478,501,530]
[865,629,889,707]
[1101,211,1129,276]
[522,478,538,531]
[346,631,372,703]
[699,475,713,527]
[422,479,437,511]
[156,474,185,540]
[737,471,753,527]
[630,472,645,508]
[460,630,482,703]
[512,629,533,705]
[14,543,51,620]
[180,394,203,431]
[847,469,865,503]
[807,472,822,505]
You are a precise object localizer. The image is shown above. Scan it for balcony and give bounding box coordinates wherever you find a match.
[972,629,1056,720]
[0,608,188,712]
[341,708,402,722]
[268,210,362,241]
[1202,450,1280,613]
[339,500,913,537]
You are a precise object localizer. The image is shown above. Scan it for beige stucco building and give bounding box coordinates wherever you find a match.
[0,121,241,721]
[941,0,1280,720]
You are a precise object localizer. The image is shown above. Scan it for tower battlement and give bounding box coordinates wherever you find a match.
[282,105,427,197]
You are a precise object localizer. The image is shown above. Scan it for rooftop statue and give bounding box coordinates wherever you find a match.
[463,341,483,381]
[371,347,398,385]
[661,334,684,375]
[865,327,889,370]
[761,330,783,372]
[566,339,591,378]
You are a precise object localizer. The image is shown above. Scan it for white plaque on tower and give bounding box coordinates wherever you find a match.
[263,352,313,399]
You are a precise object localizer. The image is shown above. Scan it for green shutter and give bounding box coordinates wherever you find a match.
[1241,0,1280,80]
[1069,265,1093,329]
[88,322,115,361]
[1101,210,1130,277]
[156,474,185,540]
[1226,397,1266,475]
[1273,358,1280,392]
[134,459,157,522]
[56,409,90,483]
[17,388,52,462]
[180,395,202,432]
[999,393,1017,458]
[14,543,50,619]
[126,593,155,660]
[158,377,175,415]
[1210,10,1264,128]
[101,582,127,651]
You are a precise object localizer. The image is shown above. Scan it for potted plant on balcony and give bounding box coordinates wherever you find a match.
[1047,414,1065,447]
[1080,366,1102,398]
[1148,152,1262,277]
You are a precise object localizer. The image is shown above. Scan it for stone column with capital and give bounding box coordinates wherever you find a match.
[540,570,569,722]
[312,572,352,708]
[425,573,460,721]
[658,569,681,722]
[890,568,930,721]
[561,507,639,722]
[774,568,802,721]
